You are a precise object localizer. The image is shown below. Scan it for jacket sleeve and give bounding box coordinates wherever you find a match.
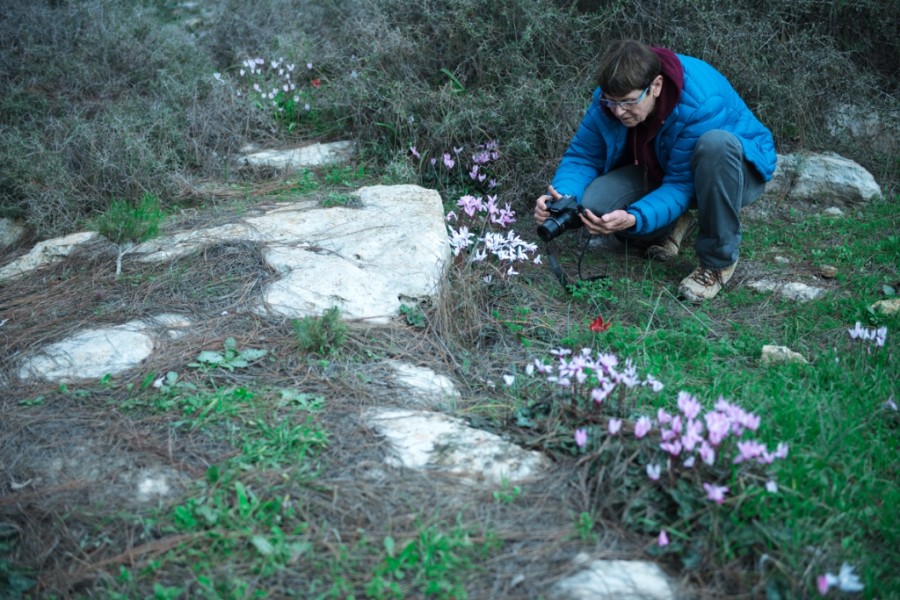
[551,90,619,203]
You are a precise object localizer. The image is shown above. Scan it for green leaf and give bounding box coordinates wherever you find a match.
[206,465,219,484]
[239,349,268,362]
[196,351,224,364]
[251,535,274,556]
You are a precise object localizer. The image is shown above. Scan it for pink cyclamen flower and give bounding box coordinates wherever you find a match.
[660,440,683,457]
[698,441,716,466]
[817,574,831,596]
[658,530,669,547]
[734,440,767,464]
[410,146,421,159]
[443,153,455,169]
[607,418,622,435]
[634,416,652,439]
[677,391,702,420]
[646,463,661,481]
[703,483,729,504]
[574,428,588,448]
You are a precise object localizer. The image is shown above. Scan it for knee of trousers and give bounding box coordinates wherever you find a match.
[691,130,742,171]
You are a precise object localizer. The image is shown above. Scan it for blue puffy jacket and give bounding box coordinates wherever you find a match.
[551,54,777,235]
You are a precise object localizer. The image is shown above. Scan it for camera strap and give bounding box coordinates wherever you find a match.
[545,243,571,288]
[544,236,608,292]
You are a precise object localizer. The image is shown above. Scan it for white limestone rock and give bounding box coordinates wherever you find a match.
[870,298,900,316]
[18,322,154,382]
[18,315,192,382]
[765,152,881,205]
[386,360,462,408]
[551,558,676,600]
[0,231,98,281]
[364,408,548,486]
[239,141,354,171]
[134,185,450,324]
[761,345,808,365]
[747,279,826,302]
[255,185,450,323]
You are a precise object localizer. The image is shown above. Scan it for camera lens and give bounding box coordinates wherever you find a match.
[537,214,567,242]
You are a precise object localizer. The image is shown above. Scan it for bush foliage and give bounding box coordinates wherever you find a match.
[0,0,895,238]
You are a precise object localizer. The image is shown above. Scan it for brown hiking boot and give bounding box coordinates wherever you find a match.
[646,213,696,262]
[679,260,738,302]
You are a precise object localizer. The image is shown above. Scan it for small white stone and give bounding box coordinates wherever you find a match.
[870,298,900,315]
[761,345,808,365]
[137,475,171,500]
[748,279,825,302]
[551,559,676,600]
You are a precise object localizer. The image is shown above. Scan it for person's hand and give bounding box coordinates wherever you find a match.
[580,208,636,235]
[534,185,563,226]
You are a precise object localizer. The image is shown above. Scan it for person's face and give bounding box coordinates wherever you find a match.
[601,75,663,127]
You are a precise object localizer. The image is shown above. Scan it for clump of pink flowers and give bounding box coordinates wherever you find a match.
[635,392,789,506]
[519,347,789,511]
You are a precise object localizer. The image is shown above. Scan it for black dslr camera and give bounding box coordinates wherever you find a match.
[537,194,582,242]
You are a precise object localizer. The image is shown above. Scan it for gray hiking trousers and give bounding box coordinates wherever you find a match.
[581,129,767,268]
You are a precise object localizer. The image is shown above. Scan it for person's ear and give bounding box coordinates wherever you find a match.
[652,75,664,97]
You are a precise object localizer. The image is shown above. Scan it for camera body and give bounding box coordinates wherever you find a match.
[537,194,582,242]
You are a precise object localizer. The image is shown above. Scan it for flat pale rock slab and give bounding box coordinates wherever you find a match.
[387,360,461,408]
[18,314,192,382]
[0,231,98,280]
[256,185,449,322]
[364,408,548,486]
[747,279,826,302]
[551,558,676,600]
[239,141,354,170]
[135,185,450,324]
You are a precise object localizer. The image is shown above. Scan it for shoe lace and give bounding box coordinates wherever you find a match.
[691,266,722,287]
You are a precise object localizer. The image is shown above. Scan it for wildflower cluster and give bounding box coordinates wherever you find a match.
[510,345,790,559]
[847,321,887,348]
[410,140,501,196]
[527,347,664,409]
[637,392,789,505]
[817,562,864,595]
[446,194,540,279]
[213,56,321,125]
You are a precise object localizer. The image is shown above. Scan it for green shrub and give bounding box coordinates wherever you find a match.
[292,306,349,356]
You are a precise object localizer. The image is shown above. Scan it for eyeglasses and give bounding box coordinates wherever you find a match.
[599,84,651,109]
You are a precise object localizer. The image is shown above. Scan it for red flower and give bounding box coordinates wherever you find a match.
[589,316,611,333]
[311,79,321,88]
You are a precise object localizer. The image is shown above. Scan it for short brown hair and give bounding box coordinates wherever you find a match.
[597,40,661,97]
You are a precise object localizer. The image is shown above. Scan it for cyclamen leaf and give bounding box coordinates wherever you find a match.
[251,535,274,556]
[196,351,225,364]
[239,349,268,361]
